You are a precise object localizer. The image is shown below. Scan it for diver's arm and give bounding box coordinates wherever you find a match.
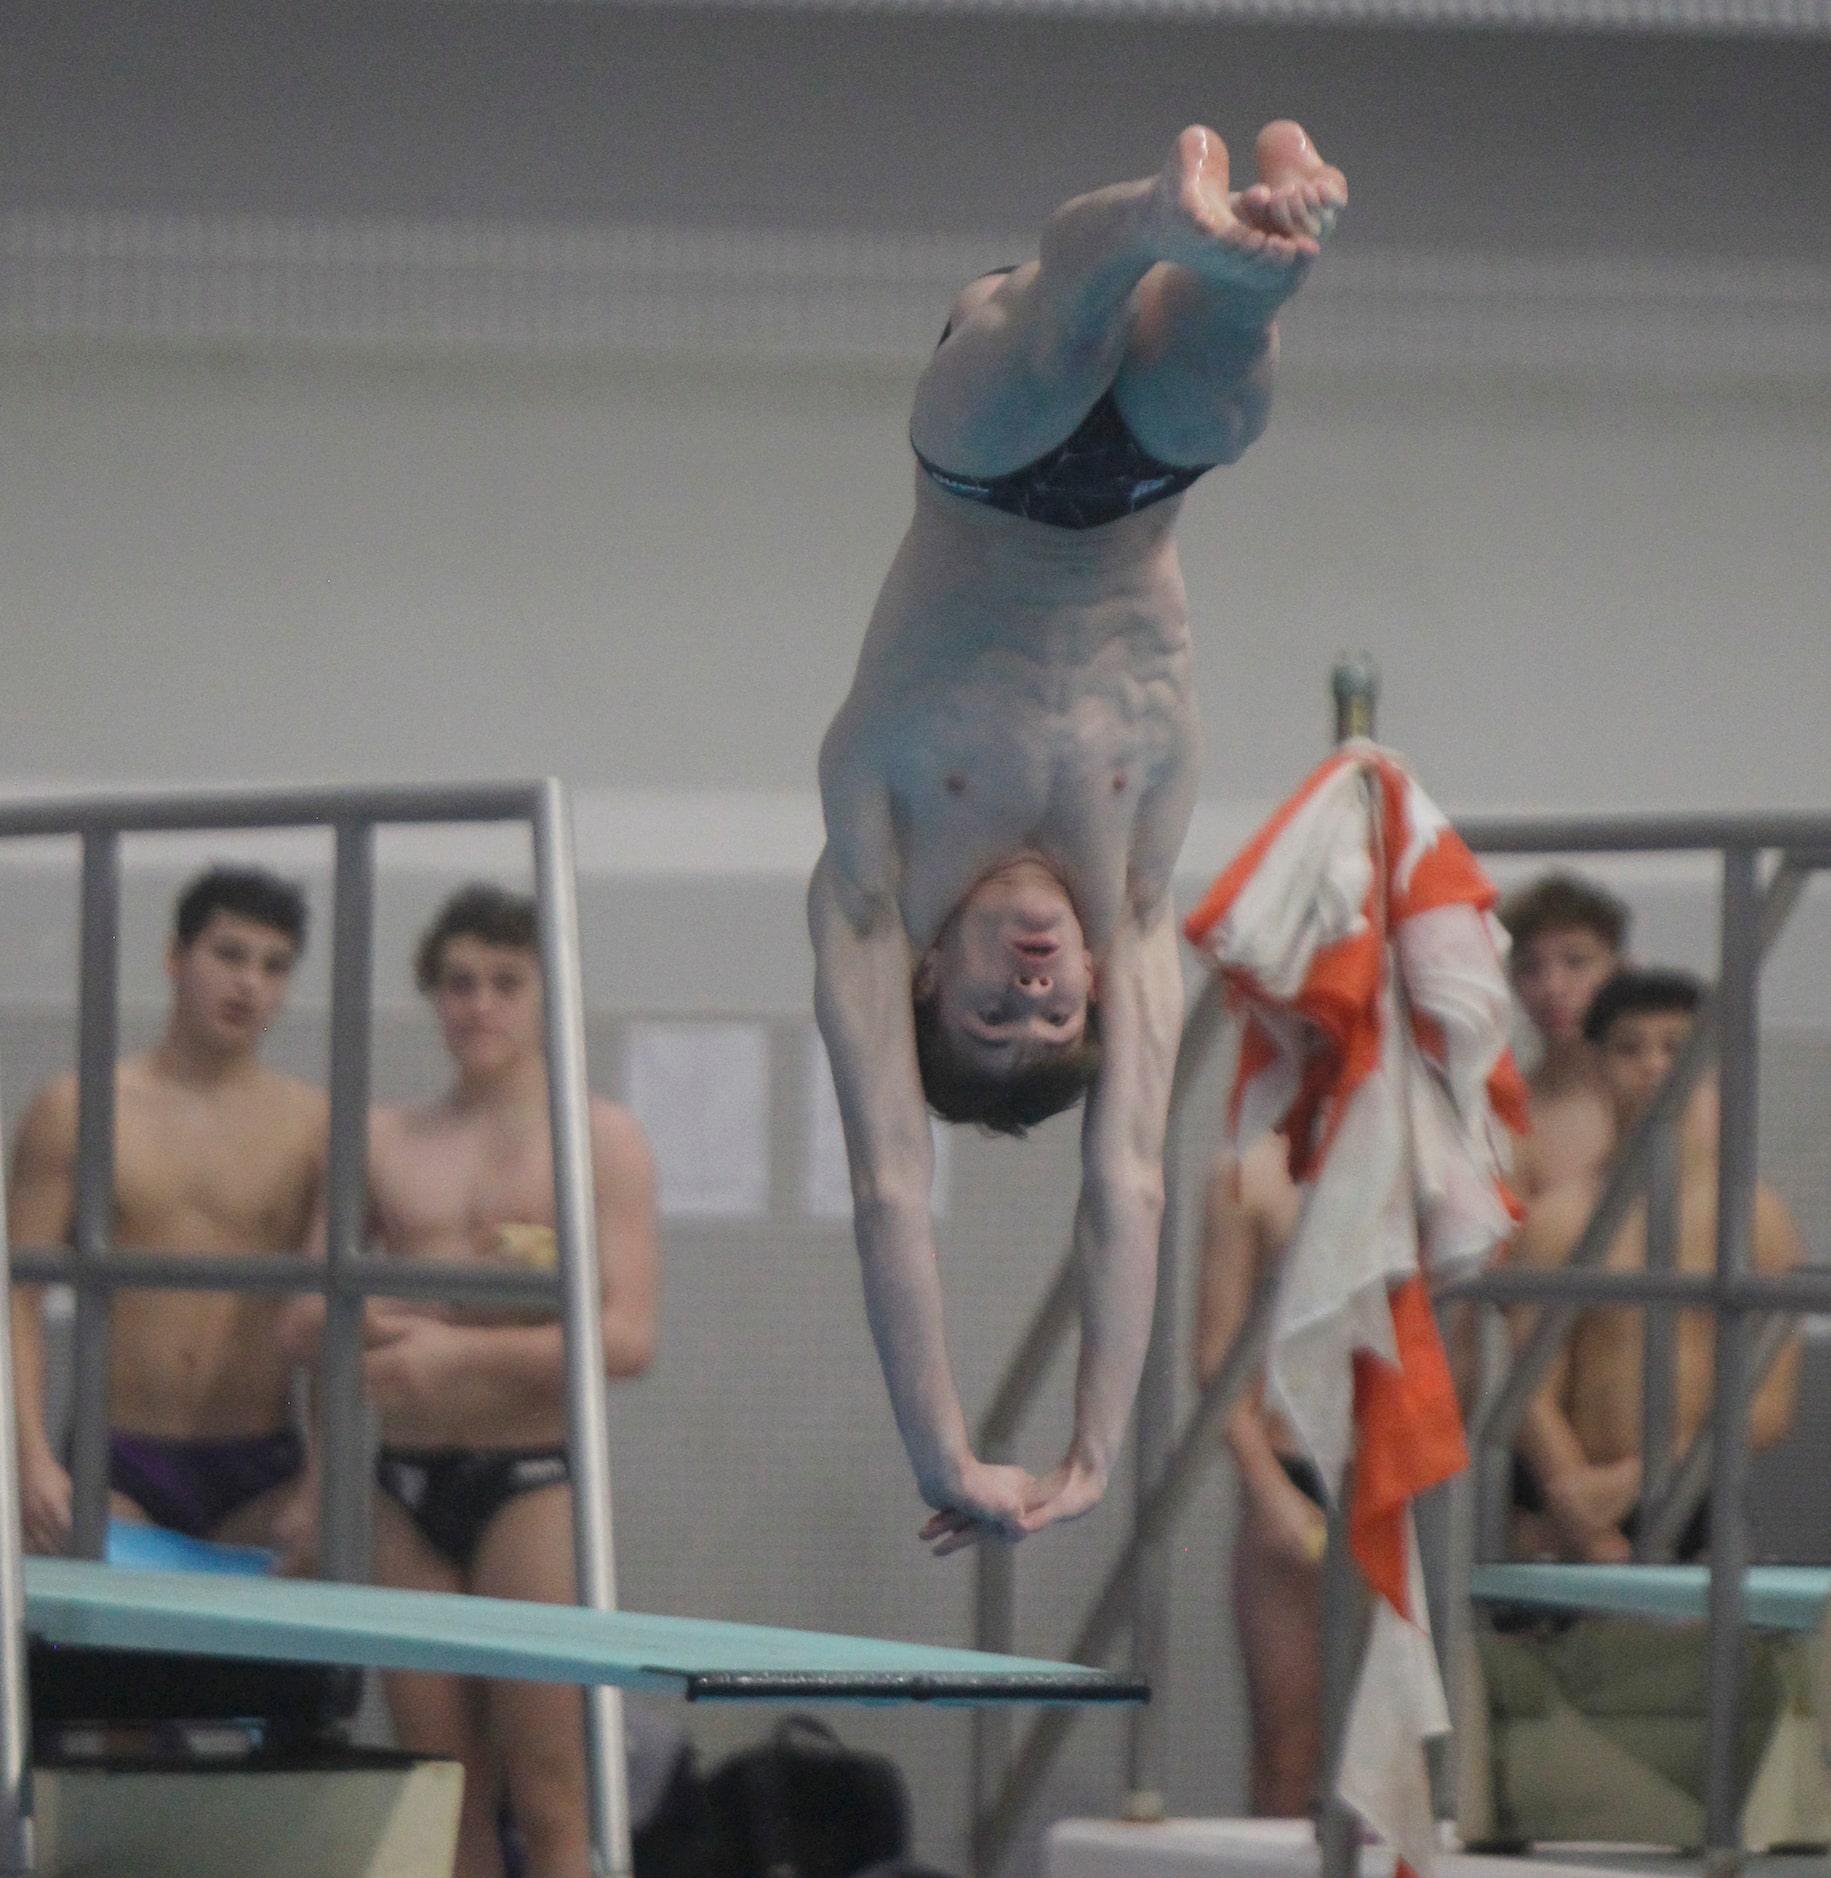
[1030,904,1183,1530]
[810,850,1038,1541]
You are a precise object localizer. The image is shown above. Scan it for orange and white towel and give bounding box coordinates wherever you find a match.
[1184,742,1528,1876]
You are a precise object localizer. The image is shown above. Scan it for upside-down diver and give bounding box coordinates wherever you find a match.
[810,121,1346,1553]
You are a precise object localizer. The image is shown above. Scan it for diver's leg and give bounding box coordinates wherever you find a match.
[1113,122,1346,468]
[909,123,1330,480]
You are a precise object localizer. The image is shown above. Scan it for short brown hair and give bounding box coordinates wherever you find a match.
[1498,872,1630,956]
[911,990,1102,1138]
[414,883,538,992]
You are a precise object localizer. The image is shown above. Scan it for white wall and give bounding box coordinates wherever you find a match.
[5,345,1829,816]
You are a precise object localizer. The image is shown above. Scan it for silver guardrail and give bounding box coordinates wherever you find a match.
[0,779,632,1878]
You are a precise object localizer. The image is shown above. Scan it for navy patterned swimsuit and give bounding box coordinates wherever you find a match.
[912,271,1214,532]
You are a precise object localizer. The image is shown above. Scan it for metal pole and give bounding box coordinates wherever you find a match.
[69,831,121,1562]
[1317,1500,1366,1878]
[319,822,376,1584]
[0,1068,37,1873]
[534,779,632,1878]
[1636,1115,1682,1559]
[1703,848,1761,1874]
[1122,1126,1182,1820]
[970,1546,1016,1872]
[1331,652,1379,744]
[973,1278,1276,1875]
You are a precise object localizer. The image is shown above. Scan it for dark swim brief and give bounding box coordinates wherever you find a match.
[107,1427,305,1540]
[375,1446,571,1573]
[1278,1452,1328,1509]
[913,269,1214,531]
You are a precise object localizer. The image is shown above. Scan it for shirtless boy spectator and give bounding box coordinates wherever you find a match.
[813,121,1345,1554]
[1498,872,1629,1202]
[1195,1129,1319,1816]
[8,867,325,1561]
[1510,969,1803,1563]
[290,885,657,1878]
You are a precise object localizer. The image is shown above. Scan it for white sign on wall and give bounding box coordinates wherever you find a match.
[624,1021,770,1219]
[805,1029,950,1221]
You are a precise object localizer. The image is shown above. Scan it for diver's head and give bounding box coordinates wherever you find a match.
[912,861,1102,1137]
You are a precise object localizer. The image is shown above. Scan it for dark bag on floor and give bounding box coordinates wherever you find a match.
[703,1714,911,1878]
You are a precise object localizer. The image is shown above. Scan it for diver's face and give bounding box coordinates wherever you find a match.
[924,866,1094,1073]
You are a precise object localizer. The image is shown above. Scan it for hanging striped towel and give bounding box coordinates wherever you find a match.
[1184,742,1529,1877]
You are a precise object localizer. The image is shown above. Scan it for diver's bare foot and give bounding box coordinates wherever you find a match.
[1234,120,1348,248]
[1147,124,1321,302]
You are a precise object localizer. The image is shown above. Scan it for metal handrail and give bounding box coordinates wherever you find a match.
[0,778,632,1878]
[965,807,1831,1878]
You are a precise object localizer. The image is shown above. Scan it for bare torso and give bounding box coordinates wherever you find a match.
[105,1057,325,1438]
[367,1097,568,1448]
[1551,1163,1799,1465]
[1560,1169,1718,1463]
[1515,1064,1614,1205]
[824,475,1200,943]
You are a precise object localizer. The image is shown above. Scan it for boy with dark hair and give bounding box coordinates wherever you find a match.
[293,881,658,1878]
[1498,870,1631,1201]
[1509,967,1802,1563]
[813,119,1345,1552]
[8,865,325,1562]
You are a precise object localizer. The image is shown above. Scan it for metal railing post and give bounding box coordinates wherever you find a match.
[1636,1115,1682,1559]
[69,831,122,1562]
[320,821,376,1584]
[970,1549,1016,1870]
[972,1276,1276,1875]
[1318,1499,1367,1878]
[535,780,632,1878]
[0,1068,37,1873]
[1703,847,1762,1874]
[1121,1129,1181,1820]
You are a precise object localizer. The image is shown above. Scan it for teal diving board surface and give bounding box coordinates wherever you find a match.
[1471,1563,1831,1633]
[23,1559,1144,1705]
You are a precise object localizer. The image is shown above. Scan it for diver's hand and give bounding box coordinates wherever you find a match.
[1017,1452,1108,1538]
[917,1456,1040,1558]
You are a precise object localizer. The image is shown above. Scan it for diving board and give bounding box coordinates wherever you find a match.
[23,1559,1144,1705]
[1471,1563,1831,1633]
